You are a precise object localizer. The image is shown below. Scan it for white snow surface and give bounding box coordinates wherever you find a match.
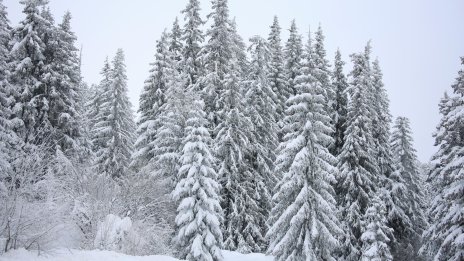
[0,249,273,261]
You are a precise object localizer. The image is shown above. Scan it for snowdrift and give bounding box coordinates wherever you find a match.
[0,248,273,261]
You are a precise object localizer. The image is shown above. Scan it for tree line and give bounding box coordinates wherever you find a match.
[0,0,462,261]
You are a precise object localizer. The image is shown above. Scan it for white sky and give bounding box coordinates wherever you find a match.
[3,0,464,162]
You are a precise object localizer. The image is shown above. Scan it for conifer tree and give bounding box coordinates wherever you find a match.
[230,18,248,77]
[390,116,427,259]
[284,20,302,96]
[330,49,348,156]
[420,91,455,259]
[313,25,334,121]
[173,100,223,261]
[243,35,278,251]
[360,195,394,261]
[132,31,171,171]
[337,49,380,260]
[93,49,135,180]
[169,17,183,65]
[89,60,111,152]
[421,58,464,261]
[267,16,289,126]
[181,0,204,89]
[0,0,20,184]
[151,53,189,183]
[267,34,342,261]
[215,57,256,252]
[48,11,80,153]
[371,59,394,179]
[199,0,233,127]
[9,0,53,145]
[0,0,11,129]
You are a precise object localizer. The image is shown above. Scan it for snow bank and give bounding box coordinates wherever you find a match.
[0,249,273,261]
[0,248,179,261]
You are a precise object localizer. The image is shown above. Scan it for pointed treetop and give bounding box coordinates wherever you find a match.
[364,40,372,63]
[59,11,72,31]
[40,5,53,23]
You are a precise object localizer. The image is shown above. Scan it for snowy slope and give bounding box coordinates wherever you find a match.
[0,249,273,261]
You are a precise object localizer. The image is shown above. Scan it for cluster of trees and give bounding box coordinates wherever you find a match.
[0,0,462,261]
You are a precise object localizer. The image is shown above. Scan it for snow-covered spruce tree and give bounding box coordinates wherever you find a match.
[330,49,348,156]
[169,17,183,65]
[0,0,11,116]
[181,0,204,90]
[9,0,53,145]
[213,50,256,253]
[0,0,22,213]
[230,18,248,79]
[173,99,223,261]
[368,57,412,259]
[47,11,81,154]
[150,31,190,184]
[421,57,464,261]
[360,194,394,261]
[143,31,191,255]
[313,25,334,125]
[243,35,278,251]
[267,34,342,261]
[131,31,171,171]
[371,59,394,177]
[267,16,289,128]
[199,0,233,127]
[0,1,24,246]
[390,116,427,260]
[90,59,111,153]
[420,91,456,259]
[93,49,136,180]
[336,49,380,261]
[0,0,12,140]
[284,19,303,96]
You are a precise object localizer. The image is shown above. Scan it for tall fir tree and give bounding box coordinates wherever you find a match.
[93,49,136,180]
[421,57,464,261]
[284,19,302,96]
[0,0,12,132]
[229,18,248,78]
[199,0,233,127]
[390,116,428,260]
[49,11,81,154]
[244,35,278,251]
[89,59,111,152]
[9,0,53,145]
[336,48,380,261]
[132,31,171,171]
[181,0,204,90]
[330,49,348,156]
[267,34,342,261]
[420,91,455,259]
[312,25,335,125]
[215,55,257,253]
[267,16,289,127]
[371,59,393,172]
[169,17,183,65]
[151,49,189,184]
[173,100,223,261]
[0,0,21,187]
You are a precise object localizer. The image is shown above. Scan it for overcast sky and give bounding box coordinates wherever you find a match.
[3,0,464,162]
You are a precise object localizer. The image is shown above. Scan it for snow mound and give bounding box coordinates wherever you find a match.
[94,214,133,251]
[0,249,274,261]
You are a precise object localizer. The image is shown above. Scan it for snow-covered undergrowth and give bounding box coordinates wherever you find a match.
[0,249,273,261]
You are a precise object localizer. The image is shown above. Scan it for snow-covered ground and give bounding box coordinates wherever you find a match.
[0,249,273,261]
